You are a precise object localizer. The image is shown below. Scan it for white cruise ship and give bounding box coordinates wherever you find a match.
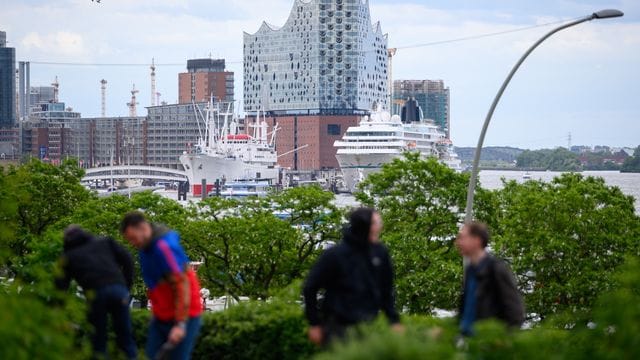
[334,110,461,192]
[179,101,280,196]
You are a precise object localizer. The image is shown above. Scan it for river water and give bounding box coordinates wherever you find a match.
[159,170,639,214]
[478,170,640,214]
[334,170,640,214]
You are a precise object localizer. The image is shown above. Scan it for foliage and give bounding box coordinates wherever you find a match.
[0,290,88,360]
[621,146,640,173]
[580,151,623,171]
[195,299,314,360]
[129,297,315,360]
[183,197,301,301]
[516,147,581,171]
[314,316,458,360]
[355,152,496,313]
[0,159,90,277]
[568,256,640,359]
[183,186,343,301]
[492,173,640,319]
[3,157,640,359]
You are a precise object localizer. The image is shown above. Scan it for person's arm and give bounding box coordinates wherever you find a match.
[303,250,337,345]
[379,247,400,324]
[494,260,525,328]
[302,250,334,327]
[54,256,71,291]
[109,238,135,290]
[157,239,191,323]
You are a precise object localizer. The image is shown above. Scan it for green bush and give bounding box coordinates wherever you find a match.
[0,290,89,360]
[130,299,315,360]
[195,300,314,360]
[314,317,458,360]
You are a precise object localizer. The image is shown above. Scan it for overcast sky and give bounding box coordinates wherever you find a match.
[2,0,639,148]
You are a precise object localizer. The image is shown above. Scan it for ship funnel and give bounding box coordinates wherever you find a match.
[401,98,421,123]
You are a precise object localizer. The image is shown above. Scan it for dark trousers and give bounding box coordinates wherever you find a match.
[146,316,202,360]
[87,284,137,359]
[322,316,366,347]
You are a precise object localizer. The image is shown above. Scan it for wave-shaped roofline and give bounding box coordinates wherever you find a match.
[243,0,384,37]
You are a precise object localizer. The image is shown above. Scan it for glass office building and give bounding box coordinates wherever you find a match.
[243,0,389,115]
[0,31,16,128]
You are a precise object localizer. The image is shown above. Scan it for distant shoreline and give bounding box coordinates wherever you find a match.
[476,167,627,172]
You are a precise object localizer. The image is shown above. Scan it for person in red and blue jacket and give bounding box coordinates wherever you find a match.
[120,211,203,360]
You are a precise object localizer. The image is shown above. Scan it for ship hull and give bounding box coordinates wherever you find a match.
[335,152,399,192]
[179,153,279,196]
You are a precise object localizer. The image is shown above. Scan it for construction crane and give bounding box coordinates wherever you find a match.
[100,79,107,117]
[127,84,139,117]
[150,58,156,106]
[52,76,59,103]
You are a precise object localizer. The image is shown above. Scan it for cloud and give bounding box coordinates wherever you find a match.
[21,31,89,58]
[1,0,638,147]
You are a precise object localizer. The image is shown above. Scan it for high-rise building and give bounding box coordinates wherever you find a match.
[243,0,389,170]
[22,102,80,162]
[145,103,206,168]
[66,116,146,168]
[393,80,450,138]
[18,61,31,120]
[0,31,16,128]
[29,86,56,108]
[65,103,210,169]
[178,59,234,104]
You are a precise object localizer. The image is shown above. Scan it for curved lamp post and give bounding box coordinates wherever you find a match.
[464,9,624,222]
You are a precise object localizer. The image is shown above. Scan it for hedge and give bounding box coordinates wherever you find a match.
[17,257,638,360]
[129,299,315,360]
[128,257,640,360]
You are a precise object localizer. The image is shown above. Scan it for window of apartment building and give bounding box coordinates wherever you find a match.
[327,124,341,135]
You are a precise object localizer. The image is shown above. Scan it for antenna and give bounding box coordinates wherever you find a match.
[52,76,59,102]
[567,132,572,149]
[127,83,139,117]
[155,92,161,106]
[150,58,156,106]
[100,79,107,117]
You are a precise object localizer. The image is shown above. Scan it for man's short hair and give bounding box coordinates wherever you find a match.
[465,221,490,248]
[120,211,147,234]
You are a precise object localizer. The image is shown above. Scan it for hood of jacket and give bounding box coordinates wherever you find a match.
[343,208,374,249]
[63,226,93,251]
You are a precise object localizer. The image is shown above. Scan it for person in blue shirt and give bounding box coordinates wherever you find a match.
[456,222,525,336]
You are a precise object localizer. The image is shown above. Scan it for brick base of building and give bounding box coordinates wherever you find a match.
[246,114,360,170]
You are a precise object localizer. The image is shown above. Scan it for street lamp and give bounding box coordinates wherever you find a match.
[464,9,623,222]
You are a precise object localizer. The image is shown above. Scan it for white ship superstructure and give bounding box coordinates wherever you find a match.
[334,110,462,192]
[437,139,463,172]
[180,101,279,196]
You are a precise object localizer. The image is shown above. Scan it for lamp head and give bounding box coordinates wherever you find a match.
[593,9,624,19]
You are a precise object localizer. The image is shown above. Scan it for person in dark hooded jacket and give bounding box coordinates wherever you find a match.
[56,225,137,359]
[303,208,402,346]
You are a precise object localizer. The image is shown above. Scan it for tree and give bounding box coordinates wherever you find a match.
[270,185,344,279]
[0,159,90,278]
[183,186,343,301]
[621,146,640,173]
[516,148,581,171]
[356,153,496,313]
[492,173,640,319]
